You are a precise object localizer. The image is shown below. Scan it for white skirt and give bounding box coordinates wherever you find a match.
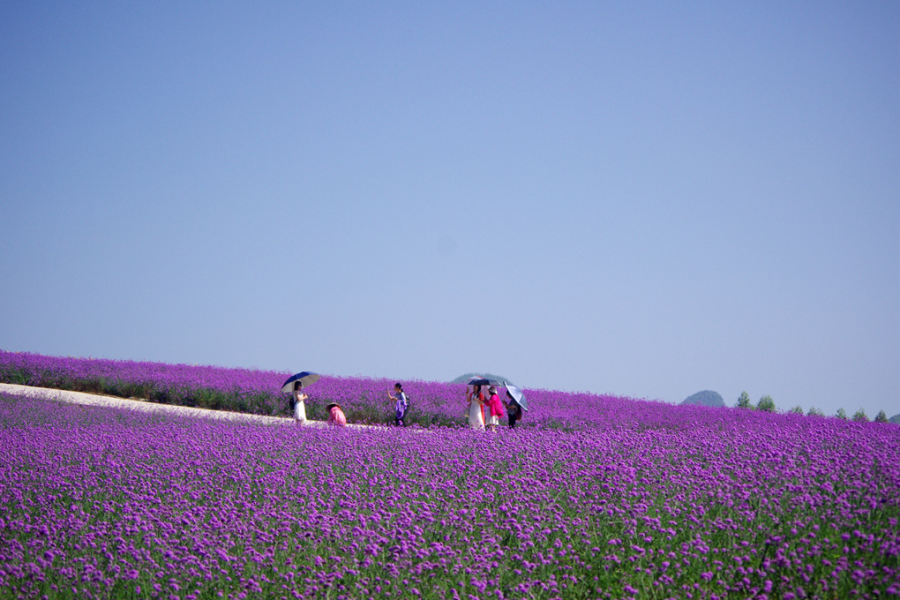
[486,415,500,427]
[294,400,307,422]
[467,401,484,430]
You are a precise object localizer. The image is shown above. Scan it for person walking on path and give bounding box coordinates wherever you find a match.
[290,382,308,425]
[486,386,505,432]
[326,403,347,427]
[388,383,409,426]
[466,384,485,430]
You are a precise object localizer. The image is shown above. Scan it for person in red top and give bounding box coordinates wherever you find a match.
[466,384,486,430]
[486,386,505,432]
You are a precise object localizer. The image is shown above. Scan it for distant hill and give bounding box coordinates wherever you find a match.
[681,390,725,407]
[451,373,513,385]
[890,413,900,425]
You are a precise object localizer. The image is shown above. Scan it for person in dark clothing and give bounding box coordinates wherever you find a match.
[504,390,523,428]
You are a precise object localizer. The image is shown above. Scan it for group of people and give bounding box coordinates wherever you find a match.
[287,380,524,431]
[289,381,347,427]
[465,384,524,431]
[288,381,404,428]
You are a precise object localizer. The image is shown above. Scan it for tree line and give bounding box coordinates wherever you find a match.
[734,391,894,423]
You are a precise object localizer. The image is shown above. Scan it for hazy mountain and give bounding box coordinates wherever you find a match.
[681,390,725,407]
[890,413,900,425]
[451,373,513,385]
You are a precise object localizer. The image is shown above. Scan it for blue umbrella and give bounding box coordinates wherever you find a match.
[505,383,529,411]
[469,377,502,387]
[281,372,320,393]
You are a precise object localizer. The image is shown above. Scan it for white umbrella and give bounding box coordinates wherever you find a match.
[504,383,528,411]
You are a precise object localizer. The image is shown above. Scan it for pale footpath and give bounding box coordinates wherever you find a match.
[0,382,347,428]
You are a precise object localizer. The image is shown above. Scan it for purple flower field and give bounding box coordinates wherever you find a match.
[0,350,668,429]
[1,360,899,599]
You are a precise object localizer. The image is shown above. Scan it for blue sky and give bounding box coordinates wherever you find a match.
[1,2,897,417]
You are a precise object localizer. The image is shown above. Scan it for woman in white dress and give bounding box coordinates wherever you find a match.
[466,384,485,430]
[291,381,308,424]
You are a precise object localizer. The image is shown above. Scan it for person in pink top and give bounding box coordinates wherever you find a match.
[486,386,505,432]
[326,403,347,427]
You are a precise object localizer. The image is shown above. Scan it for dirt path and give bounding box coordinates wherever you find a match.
[0,383,344,428]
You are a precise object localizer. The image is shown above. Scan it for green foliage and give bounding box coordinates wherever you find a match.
[807,407,824,417]
[757,395,776,413]
[852,409,869,422]
[874,410,888,423]
[788,405,804,415]
[736,391,752,409]
[0,366,289,417]
[836,408,848,420]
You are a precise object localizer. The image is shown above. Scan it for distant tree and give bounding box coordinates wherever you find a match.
[788,405,804,415]
[874,410,888,423]
[836,408,848,420]
[757,395,776,413]
[852,409,869,422]
[808,407,824,417]
[736,391,752,409]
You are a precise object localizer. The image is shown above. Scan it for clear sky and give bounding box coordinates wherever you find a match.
[1,2,898,418]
